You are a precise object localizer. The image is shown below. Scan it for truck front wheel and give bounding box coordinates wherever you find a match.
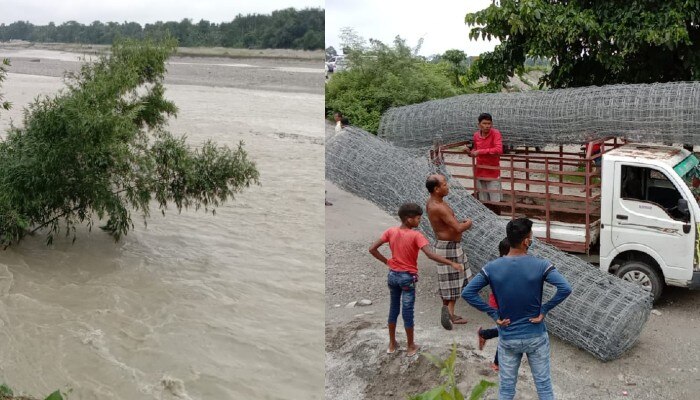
[616,261,664,302]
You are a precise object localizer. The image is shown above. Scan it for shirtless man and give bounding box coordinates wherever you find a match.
[425,174,473,330]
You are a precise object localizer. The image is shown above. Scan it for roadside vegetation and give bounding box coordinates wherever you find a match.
[324,29,550,134]
[325,36,460,134]
[327,1,700,134]
[325,29,493,134]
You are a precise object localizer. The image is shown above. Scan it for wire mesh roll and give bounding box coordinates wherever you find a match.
[377,82,700,148]
[326,124,652,361]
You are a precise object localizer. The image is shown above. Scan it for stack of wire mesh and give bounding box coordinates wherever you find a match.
[377,81,700,148]
[326,124,652,361]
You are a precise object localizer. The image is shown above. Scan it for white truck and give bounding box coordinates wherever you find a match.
[433,139,700,302]
[326,55,346,73]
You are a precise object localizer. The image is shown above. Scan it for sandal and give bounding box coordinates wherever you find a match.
[477,327,486,350]
[441,305,453,330]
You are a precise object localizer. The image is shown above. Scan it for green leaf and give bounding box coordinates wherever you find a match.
[0,384,13,395]
[453,386,465,400]
[44,390,64,400]
[422,352,446,369]
[445,344,458,370]
[468,380,497,400]
[409,385,448,400]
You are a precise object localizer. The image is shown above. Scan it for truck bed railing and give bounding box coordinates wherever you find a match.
[430,137,623,254]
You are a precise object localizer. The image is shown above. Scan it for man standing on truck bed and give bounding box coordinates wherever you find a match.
[470,113,503,206]
[426,174,473,330]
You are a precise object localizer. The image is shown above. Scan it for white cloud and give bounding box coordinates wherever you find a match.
[325,0,499,56]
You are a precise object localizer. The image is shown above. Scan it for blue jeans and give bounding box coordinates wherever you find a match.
[387,271,416,328]
[497,332,553,400]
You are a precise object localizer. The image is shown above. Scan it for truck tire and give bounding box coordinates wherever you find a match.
[615,261,664,302]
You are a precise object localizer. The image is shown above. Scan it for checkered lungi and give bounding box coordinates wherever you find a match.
[434,240,472,300]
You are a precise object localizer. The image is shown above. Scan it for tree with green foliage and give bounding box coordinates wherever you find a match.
[325,46,337,61]
[0,8,324,50]
[325,35,459,134]
[465,0,700,88]
[442,49,469,87]
[338,27,366,54]
[0,58,10,112]
[0,38,259,247]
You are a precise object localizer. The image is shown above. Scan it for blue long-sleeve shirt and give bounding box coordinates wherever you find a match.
[462,254,572,340]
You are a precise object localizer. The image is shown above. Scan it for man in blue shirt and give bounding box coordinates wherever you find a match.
[462,218,572,400]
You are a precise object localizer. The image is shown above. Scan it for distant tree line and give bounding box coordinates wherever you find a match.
[0,7,323,50]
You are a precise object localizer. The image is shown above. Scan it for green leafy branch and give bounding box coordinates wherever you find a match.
[409,344,496,400]
[0,383,69,400]
[0,38,259,247]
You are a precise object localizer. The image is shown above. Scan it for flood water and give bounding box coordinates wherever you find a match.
[0,51,324,399]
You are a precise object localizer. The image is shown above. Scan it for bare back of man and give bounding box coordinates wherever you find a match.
[425,174,473,330]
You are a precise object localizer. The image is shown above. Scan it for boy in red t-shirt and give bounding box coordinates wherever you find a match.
[369,203,464,356]
[477,237,510,372]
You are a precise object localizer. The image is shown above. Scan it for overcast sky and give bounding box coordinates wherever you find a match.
[326,0,499,57]
[0,0,324,25]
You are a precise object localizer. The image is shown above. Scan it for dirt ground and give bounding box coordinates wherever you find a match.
[325,181,700,400]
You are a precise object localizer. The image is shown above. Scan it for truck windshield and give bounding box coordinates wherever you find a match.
[675,154,700,200]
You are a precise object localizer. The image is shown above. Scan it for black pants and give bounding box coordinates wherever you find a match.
[480,327,499,365]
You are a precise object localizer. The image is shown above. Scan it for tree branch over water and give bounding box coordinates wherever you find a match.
[0,38,259,247]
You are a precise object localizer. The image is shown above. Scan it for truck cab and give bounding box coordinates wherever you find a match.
[431,139,700,302]
[599,144,700,301]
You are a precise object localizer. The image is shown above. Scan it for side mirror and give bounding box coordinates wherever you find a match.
[678,198,690,220]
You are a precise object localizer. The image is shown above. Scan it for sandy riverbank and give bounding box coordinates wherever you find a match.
[0,41,323,60]
[0,46,322,95]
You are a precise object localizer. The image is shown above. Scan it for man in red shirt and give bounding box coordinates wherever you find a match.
[470,113,503,204]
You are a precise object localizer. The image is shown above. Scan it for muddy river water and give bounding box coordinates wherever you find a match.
[0,50,324,399]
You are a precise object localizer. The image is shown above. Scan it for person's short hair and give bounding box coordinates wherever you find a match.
[425,175,440,193]
[498,237,510,257]
[398,203,423,222]
[334,111,343,118]
[506,218,533,248]
[478,113,493,123]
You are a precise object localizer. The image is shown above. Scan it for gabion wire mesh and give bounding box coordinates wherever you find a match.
[326,124,652,361]
[377,82,700,148]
